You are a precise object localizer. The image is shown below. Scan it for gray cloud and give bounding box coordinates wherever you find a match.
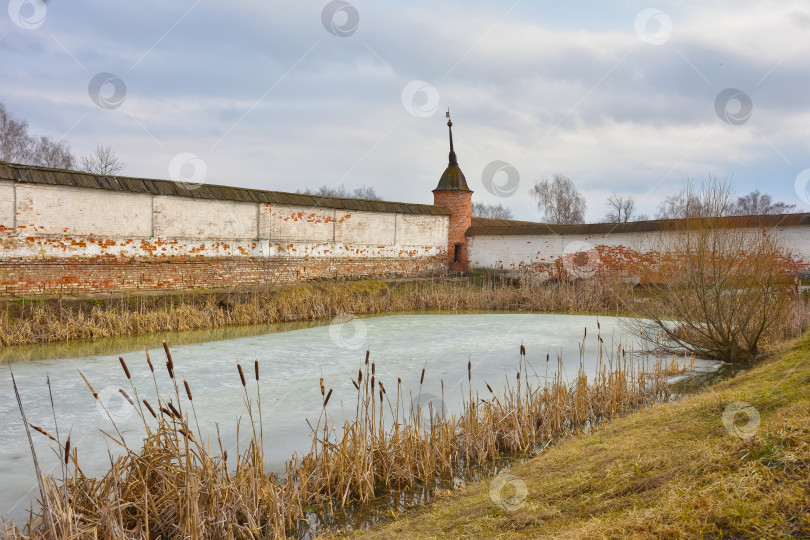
[2,0,808,221]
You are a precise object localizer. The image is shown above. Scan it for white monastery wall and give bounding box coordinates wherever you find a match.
[0,183,448,260]
[468,227,810,279]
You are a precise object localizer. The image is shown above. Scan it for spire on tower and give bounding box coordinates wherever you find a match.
[446,109,458,167]
[433,110,471,192]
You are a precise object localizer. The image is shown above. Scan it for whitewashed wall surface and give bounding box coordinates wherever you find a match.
[0,179,449,260]
[468,222,810,280]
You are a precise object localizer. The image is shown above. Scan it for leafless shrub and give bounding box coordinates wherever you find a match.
[627,181,802,362]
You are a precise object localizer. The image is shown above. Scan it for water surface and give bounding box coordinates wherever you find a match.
[0,313,721,524]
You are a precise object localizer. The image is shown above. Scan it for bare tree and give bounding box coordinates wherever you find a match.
[472,202,514,220]
[351,186,382,201]
[603,194,635,223]
[627,180,796,362]
[0,102,33,163]
[530,174,586,224]
[80,144,125,175]
[730,190,796,216]
[29,136,75,169]
[655,177,735,219]
[298,184,382,200]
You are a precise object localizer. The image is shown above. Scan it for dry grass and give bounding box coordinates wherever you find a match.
[335,332,810,540]
[0,275,636,347]
[1,328,673,539]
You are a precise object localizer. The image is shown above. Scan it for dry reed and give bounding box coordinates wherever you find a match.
[3,332,678,539]
[0,275,636,347]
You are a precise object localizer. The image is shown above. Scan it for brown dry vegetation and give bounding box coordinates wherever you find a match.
[0,275,634,347]
[629,214,803,362]
[1,333,676,539]
[335,332,810,540]
[621,180,810,362]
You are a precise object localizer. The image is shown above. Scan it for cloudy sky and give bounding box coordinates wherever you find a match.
[2,0,809,221]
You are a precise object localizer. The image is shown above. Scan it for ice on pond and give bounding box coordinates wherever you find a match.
[0,313,717,521]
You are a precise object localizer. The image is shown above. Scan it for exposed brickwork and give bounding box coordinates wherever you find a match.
[0,256,446,295]
[472,242,810,284]
[468,224,810,283]
[433,190,472,272]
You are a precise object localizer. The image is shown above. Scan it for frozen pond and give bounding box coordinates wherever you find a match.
[0,313,721,523]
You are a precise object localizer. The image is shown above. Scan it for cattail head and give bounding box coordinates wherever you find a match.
[184,380,193,401]
[546,353,550,363]
[379,381,386,394]
[143,400,157,419]
[166,361,174,380]
[358,369,362,384]
[30,424,55,441]
[397,376,401,386]
[597,320,601,330]
[79,372,99,400]
[520,344,526,356]
[118,388,134,406]
[320,377,325,396]
[119,357,131,379]
[379,389,383,402]
[371,375,375,391]
[324,388,333,407]
[365,350,370,365]
[486,382,493,394]
[584,327,587,339]
[237,364,246,387]
[145,348,154,373]
[223,450,228,462]
[162,341,174,372]
[372,362,375,375]
[420,368,425,385]
[64,436,71,465]
[254,360,260,382]
[167,401,181,419]
[468,360,471,381]
[352,379,359,390]
[517,371,520,381]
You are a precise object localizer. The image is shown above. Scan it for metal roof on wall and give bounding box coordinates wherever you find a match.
[467,214,810,236]
[0,161,450,216]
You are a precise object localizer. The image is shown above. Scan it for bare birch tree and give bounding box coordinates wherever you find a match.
[530,174,586,224]
[731,190,796,216]
[472,202,514,220]
[30,136,75,169]
[298,184,382,200]
[0,103,33,163]
[603,194,636,223]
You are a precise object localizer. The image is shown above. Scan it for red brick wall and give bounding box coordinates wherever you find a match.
[0,256,446,295]
[433,190,472,271]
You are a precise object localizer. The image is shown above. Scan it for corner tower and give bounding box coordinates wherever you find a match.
[433,112,473,272]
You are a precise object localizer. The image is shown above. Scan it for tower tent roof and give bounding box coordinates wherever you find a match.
[434,165,469,191]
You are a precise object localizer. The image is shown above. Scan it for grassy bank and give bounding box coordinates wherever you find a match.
[0,275,634,347]
[336,333,810,539]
